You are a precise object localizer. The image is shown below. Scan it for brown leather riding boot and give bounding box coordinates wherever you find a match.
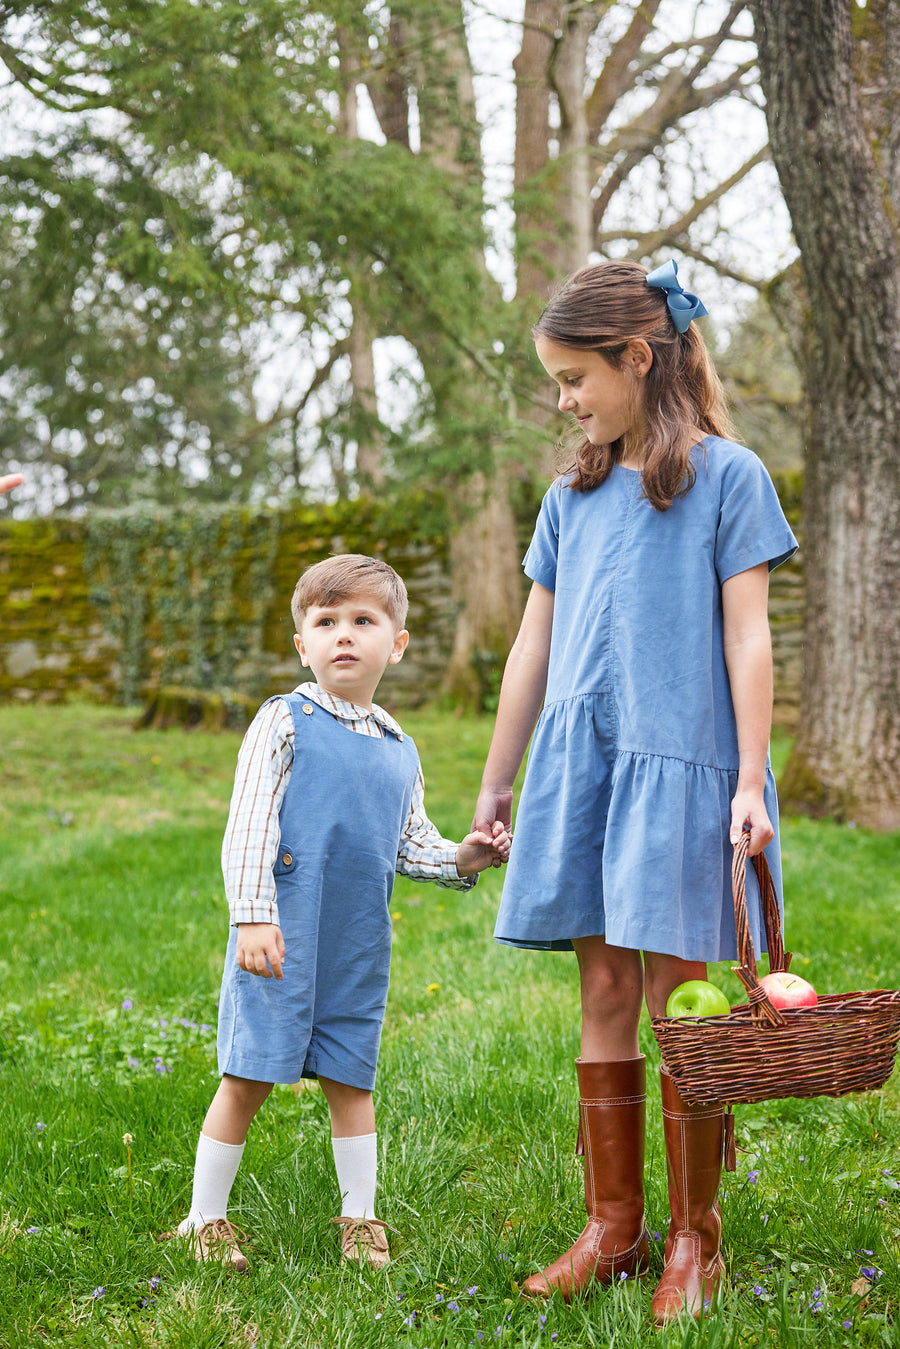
[651,1069,726,1324]
[521,1056,649,1301]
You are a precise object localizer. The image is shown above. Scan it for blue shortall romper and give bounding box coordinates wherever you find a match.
[494,437,798,963]
[217,695,421,1090]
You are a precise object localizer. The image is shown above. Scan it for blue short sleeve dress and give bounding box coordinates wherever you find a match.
[493,437,798,962]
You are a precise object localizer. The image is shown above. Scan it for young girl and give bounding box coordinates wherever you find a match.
[474,260,797,1324]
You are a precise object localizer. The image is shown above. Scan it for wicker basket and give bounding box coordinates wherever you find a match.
[651,831,900,1107]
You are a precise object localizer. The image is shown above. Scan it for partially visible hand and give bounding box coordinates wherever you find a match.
[0,474,23,495]
[473,787,513,835]
[729,790,774,857]
[236,922,286,979]
[456,822,512,876]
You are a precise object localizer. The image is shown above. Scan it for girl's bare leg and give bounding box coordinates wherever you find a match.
[643,952,707,1019]
[573,935,644,1060]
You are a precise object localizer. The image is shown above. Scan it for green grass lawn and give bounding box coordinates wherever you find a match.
[1,705,899,1348]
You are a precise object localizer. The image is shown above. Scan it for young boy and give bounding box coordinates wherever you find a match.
[175,554,509,1272]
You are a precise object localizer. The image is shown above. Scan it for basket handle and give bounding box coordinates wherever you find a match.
[731,830,792,1026]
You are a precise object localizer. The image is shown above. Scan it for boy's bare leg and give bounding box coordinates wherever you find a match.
[176,1075,274,1270]
[318,1076,375,1138]
[202,1074,274,1143]
[318,1076,390,1268]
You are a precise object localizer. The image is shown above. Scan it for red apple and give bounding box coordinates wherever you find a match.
[758,971,818,1009]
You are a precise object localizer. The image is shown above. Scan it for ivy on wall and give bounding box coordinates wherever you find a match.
[83,504,283,704]
[0,479,803,721]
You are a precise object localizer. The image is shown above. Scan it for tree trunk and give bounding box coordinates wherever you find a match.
[445,475,526,708]
[753,0,900,828]
[397,1,524,706]
[339,33,385,488]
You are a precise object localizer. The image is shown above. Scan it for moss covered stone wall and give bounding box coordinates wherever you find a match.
[0,476,804,725]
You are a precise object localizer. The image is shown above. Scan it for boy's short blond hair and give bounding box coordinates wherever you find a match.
[291,554,409,632]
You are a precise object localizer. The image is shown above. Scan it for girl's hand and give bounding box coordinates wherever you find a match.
[0,473,23,495]
[236,922,286,979]
[729,789,774,857]
[456,823,512,875]
[473,787,514,834]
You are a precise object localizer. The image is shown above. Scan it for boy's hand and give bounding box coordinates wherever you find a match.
[236,922,286,979]
[456,821,512,876]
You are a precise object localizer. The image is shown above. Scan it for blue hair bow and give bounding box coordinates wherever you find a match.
[646,259,708,333]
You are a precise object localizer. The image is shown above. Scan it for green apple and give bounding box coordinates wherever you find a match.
[666,979,731,1018]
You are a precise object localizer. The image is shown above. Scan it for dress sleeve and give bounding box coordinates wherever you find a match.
[714,450,798,584]
[523,480,563,591]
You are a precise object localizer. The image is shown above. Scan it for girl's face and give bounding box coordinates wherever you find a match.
[534,335,650,448]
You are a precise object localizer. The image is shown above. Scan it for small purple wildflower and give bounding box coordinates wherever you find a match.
[26,1226,38,1234]
[748,1170,760,1184]
[127,1056,139,1069]
[34,1122,44,1134]
[435,1292,445,1303]
[619,1269,629,1280]
[448,1301,459,1313]
[753,1285,765,1296]
[843,1321,852,1330]
[402,1312,416,1326]
[762,1214,769,1225]
[149,1277,160,1291]
[374,1312,382,1320]
[90,1286,105,1299]
[121,999,133,1010]
[539,1314,546,1327]
[858,1249,874,1256]
[651,1229,662,1241]
[467,1286,478,1295]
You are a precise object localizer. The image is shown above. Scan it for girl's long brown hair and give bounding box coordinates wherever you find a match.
[533,260,735,511]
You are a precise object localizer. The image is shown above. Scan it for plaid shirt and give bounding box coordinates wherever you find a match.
[222,682,474,925]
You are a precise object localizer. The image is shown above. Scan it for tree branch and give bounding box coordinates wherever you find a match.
[593,143,771,258]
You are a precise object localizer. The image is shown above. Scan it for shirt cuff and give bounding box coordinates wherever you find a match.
[229,899,281,926]
[437,846,478,891]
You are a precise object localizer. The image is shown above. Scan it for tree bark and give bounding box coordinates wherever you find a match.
[753,0,900,828]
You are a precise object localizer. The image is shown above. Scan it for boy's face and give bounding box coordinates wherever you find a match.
[294,592,408,709]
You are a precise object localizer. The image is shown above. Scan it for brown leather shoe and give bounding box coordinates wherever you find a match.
[651,1069,726,1324]
[521,1057,649,1301]
[333,1216,395,1269]
[185,1218,250,1272]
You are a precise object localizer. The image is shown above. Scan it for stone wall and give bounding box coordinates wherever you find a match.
[0,479,804,726]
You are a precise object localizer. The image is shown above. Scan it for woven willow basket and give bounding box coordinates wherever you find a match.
[651,831,900,1107]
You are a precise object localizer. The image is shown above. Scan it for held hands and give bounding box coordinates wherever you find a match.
[456,820,512,876]
[236,922,286,979]
[729,788,774,857]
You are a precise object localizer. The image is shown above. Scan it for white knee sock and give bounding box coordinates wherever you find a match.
[331,1132,378,1218]
[178,1133,245,1232]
